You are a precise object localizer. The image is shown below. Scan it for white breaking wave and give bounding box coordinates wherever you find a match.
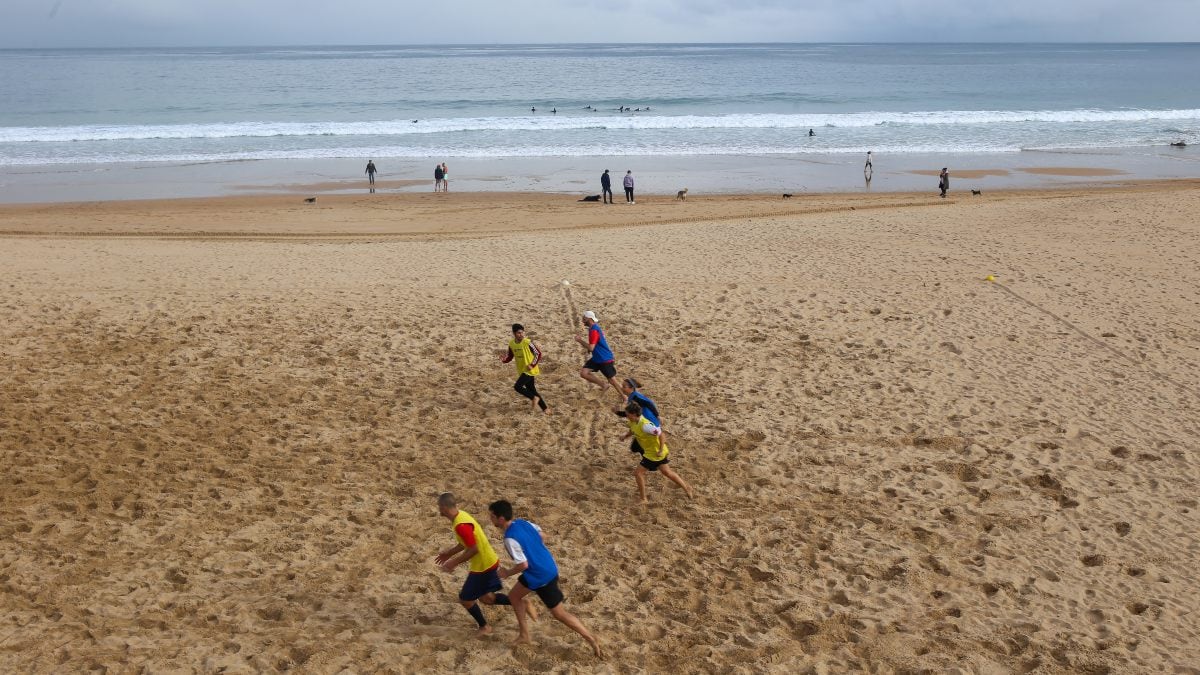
[2,109,1199,143]
[0,144,1069,166]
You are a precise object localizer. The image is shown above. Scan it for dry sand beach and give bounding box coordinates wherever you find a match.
[1,183,1199,673]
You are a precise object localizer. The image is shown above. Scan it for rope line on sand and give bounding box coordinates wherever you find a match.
[990,280,1199,401]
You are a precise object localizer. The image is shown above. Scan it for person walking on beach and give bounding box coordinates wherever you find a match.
[501,323,549,414]
[622,401,693,504]
[575,310,623,400]
[365,159,378,186]
[441,163,450,192]
[434,492,534,637]
[434,163,445,192]
[939,167,949,198]
[600,169,613,204]
[623,170,635,204]
[487,500,603,657]
[612,378,661,455]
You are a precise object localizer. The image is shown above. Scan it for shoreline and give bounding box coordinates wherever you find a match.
[1,145,1196,205]
[4,179,1200,238]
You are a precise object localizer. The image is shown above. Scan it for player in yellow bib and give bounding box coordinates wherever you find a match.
[501,323,549,414]
[622,401,694,504]
[434,492,536,636]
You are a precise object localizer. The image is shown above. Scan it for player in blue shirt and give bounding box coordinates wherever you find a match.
[575,310,623,401]
[487,500,602,657]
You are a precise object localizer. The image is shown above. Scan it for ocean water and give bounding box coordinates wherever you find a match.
[0,43,1198,167]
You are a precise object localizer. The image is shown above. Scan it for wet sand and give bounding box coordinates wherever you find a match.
[3,145,1198,204]
[1,183,1199,672]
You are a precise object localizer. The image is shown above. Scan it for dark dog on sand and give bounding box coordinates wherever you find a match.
[971,189,982,196]
[304,197,317,203]
[578,195,602,202]
[782,193,793,199]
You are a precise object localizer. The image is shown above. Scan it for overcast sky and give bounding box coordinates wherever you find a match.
[1,0,1196,48]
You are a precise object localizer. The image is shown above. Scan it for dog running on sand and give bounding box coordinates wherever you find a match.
[304,197,317,203]
[782,193,793,199]
[676,188,689,201]
[971,189,982,196]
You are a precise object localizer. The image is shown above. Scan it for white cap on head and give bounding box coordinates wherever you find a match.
[582,310,598,321]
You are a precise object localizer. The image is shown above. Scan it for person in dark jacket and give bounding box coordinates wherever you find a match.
[600,169,613,204]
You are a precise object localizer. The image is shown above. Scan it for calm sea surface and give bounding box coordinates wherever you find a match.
[0,43,1197,166]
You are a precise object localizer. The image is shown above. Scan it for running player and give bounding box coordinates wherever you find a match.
[487,500,603,657]
[575,310,623,400]
[612,377,660,455]
[501,323,549,414]
[622,401,694,503]
[434,492,535,636]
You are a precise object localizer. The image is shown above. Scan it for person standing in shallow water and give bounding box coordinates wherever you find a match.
[939,167,949,198]
[365,159,377,186]
[434,163,444,192]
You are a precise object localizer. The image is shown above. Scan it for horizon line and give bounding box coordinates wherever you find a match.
[2,40,1199,52]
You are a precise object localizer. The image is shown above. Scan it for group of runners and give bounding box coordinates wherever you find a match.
[503,309,694,502]
[433,309,696,655]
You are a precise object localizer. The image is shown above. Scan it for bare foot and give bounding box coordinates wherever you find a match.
[542,406,551,416]
[525,602,539,622]
[476,625,494,638]
[512,633,532,648]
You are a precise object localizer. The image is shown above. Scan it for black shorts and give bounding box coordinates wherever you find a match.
[519,574,564,609]
[640,456,669,471]
[584,358,617,379]
[630,438,643,454]
[459,568,502,602]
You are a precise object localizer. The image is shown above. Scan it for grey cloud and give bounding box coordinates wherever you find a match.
[0,0,1196,47]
